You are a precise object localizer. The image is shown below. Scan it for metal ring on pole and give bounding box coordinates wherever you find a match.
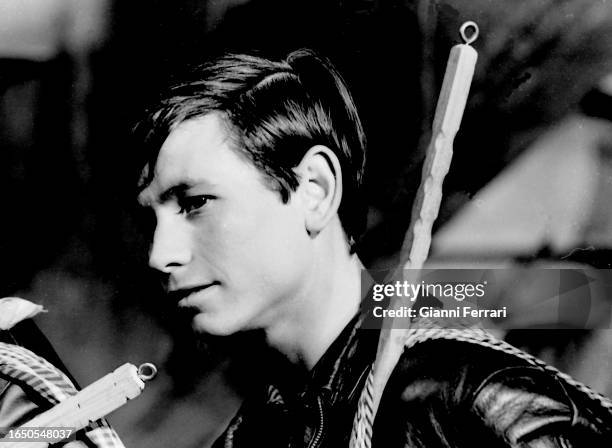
[137,363,158,382]
[460,21,479,45]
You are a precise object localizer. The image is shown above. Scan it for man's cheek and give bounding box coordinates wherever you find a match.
[218,208,261,246]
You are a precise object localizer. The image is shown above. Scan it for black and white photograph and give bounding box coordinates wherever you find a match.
[1,1,612,447]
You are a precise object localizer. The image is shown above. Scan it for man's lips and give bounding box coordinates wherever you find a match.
[167,282,219,304]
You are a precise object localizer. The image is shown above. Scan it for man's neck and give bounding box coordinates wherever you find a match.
[264,238,364,370]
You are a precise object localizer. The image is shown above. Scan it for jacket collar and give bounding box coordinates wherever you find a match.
[307,310,378,407]
[216,304,380,448]
[263,306,379,412]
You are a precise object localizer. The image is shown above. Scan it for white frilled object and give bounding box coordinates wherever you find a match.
[0,297,46,330]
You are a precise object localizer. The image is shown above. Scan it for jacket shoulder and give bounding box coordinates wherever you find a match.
[386,338,532,404]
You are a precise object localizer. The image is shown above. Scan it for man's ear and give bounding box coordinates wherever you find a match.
[294,145,342,236]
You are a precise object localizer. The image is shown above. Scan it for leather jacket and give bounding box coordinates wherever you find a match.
[214,312,612,447]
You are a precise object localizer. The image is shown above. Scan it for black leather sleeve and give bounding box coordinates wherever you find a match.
[472,366,612,447]
[372,339,612,448]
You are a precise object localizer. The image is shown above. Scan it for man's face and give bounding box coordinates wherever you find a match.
[138,114,313,335]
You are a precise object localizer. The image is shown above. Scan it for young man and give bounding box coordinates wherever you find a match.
[135,50,612,447]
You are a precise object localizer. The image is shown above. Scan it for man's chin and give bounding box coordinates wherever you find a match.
[190,312,242,336]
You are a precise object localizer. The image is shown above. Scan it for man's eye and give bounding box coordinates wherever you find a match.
[178,195,212,215]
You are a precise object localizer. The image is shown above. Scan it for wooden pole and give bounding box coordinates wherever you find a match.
[369,20,480,419]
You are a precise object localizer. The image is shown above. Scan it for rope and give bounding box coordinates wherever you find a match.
[0,342,125,448]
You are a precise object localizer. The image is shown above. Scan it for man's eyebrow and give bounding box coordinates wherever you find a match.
[138,178,216,206]
[159,178,218,202]
[159,183,192,203]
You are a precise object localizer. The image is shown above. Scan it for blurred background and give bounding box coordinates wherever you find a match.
[2,0,612,446]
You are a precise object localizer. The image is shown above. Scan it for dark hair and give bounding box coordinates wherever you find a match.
[135,49,367,251]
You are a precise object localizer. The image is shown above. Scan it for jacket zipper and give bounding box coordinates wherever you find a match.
[307,395,325,448]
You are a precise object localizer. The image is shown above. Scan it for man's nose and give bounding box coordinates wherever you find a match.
[148,217,192,273]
